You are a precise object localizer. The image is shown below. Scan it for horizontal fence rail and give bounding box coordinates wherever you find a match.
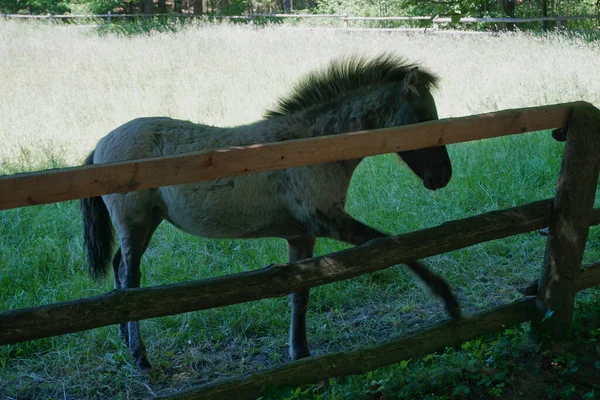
[432,15,600,23]
[0,102,580,211]
[156,265,600,400]
[2,199,599,345]
[161,298,539,399]
[3,12,600,34]
[3,12,599,24]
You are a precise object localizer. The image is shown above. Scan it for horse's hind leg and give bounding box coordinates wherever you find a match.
[115,213,162,373]
[111,249,129,343]
[287,235,317,360]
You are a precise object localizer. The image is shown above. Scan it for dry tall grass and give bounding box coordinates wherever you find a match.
[1,21,599,170]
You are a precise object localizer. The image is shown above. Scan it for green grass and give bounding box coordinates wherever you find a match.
[1,21,599,399]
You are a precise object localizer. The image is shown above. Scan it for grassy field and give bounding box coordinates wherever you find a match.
[1,21,600,399]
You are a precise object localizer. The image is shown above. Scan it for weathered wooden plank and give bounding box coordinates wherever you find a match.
[163,258,600,400]
[159,298,537,400]
[0,200,577,345]
[533,105,600,337]
[1,203,599,346]
[1,203,598,346]
[519,260,600,296]
[0,102,580,211]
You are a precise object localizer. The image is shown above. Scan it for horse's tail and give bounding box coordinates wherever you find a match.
[80,150,115,281]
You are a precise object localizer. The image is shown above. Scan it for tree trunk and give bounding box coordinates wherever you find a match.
[541,0,549,31]
[283,0,292,14]
[157,0,167,14]
[497,0,516,30]
[143,0,154,16]
[193,0,203,15]
[220,0,229,14]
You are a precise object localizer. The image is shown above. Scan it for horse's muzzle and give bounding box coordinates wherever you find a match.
[423,165,452,190]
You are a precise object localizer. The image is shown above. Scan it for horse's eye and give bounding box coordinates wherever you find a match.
[407,89,421,101]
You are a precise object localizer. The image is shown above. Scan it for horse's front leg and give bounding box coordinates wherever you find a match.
[287,235,317,360]
[310,210,460,319]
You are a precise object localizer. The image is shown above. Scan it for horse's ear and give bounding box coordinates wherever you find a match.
[403,67,420,96]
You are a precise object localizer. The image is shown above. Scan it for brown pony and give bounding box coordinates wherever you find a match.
[81,54,458,372]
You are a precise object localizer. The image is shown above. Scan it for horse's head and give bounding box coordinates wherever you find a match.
[264,54,452,191]
[393,68,451,191]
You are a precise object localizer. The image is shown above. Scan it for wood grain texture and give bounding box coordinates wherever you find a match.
[0,102,580,211]
[577,262,600,291]
[159,298,537,400]
[2,201,599,346]
[519,261,600,296]
[533,105,600,337]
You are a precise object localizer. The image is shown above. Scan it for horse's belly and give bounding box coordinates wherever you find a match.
[158,177,291,239]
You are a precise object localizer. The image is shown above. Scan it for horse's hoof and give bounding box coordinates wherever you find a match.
[519,280,538,296]
[443,294,462,319]
[118,326,129,345]
[289,348,310,361]
[137,360,153,374]
[447,304,462,320]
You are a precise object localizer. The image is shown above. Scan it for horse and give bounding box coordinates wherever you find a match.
[81,54,459,373]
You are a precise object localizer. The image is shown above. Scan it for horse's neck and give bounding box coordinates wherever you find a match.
[294,89,398,175]
[308,87,396,138]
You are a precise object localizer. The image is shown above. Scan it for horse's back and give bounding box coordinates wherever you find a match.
[90,114,352,241]
[93,117,215,164]
[91,116,308,239]
[93,116,297,164]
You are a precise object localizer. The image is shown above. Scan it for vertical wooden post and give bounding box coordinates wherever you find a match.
[532,104,600,338]
[343,12,348,29]
[107,11,111,24]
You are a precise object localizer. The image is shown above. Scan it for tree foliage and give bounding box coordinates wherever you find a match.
[1,0,598,32]
[0,0,69,14]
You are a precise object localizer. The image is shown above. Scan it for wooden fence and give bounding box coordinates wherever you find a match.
[3,12,600,32]
[1,101,599,399]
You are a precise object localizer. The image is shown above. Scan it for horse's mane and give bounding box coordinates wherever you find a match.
[264,53,438,119]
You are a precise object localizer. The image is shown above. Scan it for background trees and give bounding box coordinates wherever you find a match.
[0,0,598,30]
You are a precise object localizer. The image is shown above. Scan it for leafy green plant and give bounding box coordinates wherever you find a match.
[0,0,70,14]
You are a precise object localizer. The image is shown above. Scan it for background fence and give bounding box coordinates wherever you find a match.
[3,12,600,33]
[1,102,599,399]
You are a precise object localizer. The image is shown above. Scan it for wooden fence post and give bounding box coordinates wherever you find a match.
[532,104,600,338]
[432,16,439,31]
